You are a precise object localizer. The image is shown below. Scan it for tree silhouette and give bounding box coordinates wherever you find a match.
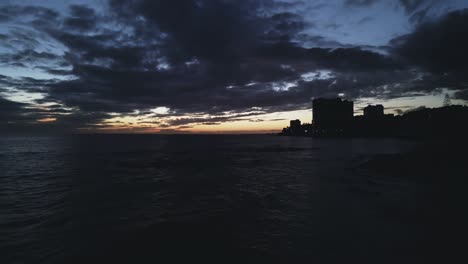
[443,94,452,106]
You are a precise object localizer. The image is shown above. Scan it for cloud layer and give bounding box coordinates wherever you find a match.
[0,0,467,133]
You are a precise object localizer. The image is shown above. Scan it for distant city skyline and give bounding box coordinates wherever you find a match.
[1,0,468,134]
[281,97,468,138]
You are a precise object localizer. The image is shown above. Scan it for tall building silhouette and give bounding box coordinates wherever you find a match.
[363,104,384,119]
[282,97,468,138]
[289,119,303,135]
[312,98,353,130]
[290,119,301,129]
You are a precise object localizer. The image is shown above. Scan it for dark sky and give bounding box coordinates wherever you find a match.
[1,0,468,133]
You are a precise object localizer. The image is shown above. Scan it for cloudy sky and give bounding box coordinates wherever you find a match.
[1,0,468,133]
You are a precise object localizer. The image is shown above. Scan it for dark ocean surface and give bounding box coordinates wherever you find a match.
[0,135,463,263]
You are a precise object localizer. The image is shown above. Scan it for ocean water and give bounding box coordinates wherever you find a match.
[0,135,437,263]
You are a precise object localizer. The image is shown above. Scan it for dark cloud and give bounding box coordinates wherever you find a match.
[62,5,98,32]
[0,27,46,51]
[0,97,27,122]
[266,12,306,42]
[408,8,429,24]
[64,17,96,31]
[393,9,468,73]
[0,5,59,23]
[0,94,112,134]
[454,89,468,101]
[166,112,268,127]
[109,0,266,63]
[0,49,62,66]
[0,75,56,95]
[399,0,425,14]
[31,0,401,122]
[392,8,468,97]
[0,96,70,134]
[69,4,96,18]
[0,0,467,133]
[252,44,401,72]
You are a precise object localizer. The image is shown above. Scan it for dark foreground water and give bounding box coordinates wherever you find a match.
[0,135,465,263]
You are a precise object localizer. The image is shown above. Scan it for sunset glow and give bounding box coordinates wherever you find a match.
[1,0,467,134]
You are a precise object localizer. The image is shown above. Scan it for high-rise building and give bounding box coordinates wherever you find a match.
[289,119,302,135]
[312,98,353,129]
[363,105,384,119]
[290,119,301,129]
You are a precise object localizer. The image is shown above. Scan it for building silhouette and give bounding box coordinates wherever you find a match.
[282,119,308,136]
[312,98,353,135]
[280,97,468,138]
[290,119,301,129]
[363,104,384,119]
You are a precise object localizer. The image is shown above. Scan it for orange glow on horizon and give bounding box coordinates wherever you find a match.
[87,109,313,134]
[37,117,57,123]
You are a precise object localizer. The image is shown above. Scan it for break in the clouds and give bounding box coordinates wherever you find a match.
[1,0,468,133]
